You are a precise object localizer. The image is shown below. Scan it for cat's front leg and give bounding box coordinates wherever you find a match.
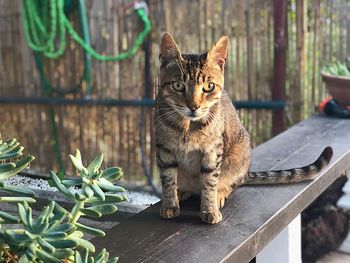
[200,149,222,224]
[157,149,180,219]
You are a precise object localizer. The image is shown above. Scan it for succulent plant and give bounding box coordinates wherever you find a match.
[0,143,125,263]
[0,138,35,181]
[50,150,126,223]
[0,138,36,219]
[0,137,36,261]
[1,201,77,262]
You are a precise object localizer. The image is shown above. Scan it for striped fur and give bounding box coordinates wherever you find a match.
[156,33,333,224]
[245,147,333,185]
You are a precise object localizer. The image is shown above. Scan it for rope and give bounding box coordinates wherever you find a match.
[22,0,151,61]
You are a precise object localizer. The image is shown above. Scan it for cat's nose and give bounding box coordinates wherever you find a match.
[189,105,200,112]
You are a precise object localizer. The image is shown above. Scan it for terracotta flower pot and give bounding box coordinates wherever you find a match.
[321,72,350,106]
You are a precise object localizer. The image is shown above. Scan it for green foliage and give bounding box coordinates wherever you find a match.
[0,143,125,263]
[0,138,35,181]
[0,138,36,221]
[322,60,350,77]
[74,248,118,263]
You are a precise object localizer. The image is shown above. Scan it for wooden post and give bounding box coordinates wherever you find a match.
[272,0,288,135]
[256,215,302,263]
[295,0,307,122]
[337,168,350,253]
[347,2,350,57]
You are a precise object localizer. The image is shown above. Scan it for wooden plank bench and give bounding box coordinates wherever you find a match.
[92,115,350,263]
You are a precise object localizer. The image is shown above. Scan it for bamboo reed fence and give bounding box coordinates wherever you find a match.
[0,0,349,182]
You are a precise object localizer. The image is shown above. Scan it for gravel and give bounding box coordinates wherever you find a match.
[5,175,160,206]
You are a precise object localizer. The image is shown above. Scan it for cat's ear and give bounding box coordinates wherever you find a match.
[207,36,229,70]
[160,33,182,61]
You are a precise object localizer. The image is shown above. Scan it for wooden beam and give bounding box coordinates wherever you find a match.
[92,116,350,263]
[272,0,288,135]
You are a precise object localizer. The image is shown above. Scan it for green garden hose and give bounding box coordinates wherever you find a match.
[21,0,151,175]
[22,0,151,61]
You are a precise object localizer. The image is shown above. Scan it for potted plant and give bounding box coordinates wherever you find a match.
[321,60,350,107]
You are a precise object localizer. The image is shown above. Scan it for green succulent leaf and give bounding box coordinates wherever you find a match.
[25,244,37,261]
[97,181,125,193]
[87,153,104,175]
[70,154,85,171]
[0,196,36,203]
[91,182,105,201]
[83,184,95,198]
[33,204,53,233]
[54,202,69,214]
[69,237,95,252]
[69,230,84,239]
[75,192,87,201]
[100,167,123,181]
[95,248,107,262]
[51,223,76,235]
[36,249,62,263]
[46,239,78,249]
[38,221,50,235]
[38,237,56,253]
[44,201,56,218]
[0,163,16,173]
[26,206,33,229]
[0,142,21,155]
[52,248,75,259]
[86,194,125,205]
[0,150,22,160]
[43,231,67,239]
[87,204,117,216]
[75,222,105,237]
[0,155,34,180]
[62,178,82,187]
[3,229,31,246]
[0,211,19,223]
[47,216,66,232]
[1,185,35,197]
[80,207,102,218]
[50,170,74,199]
[75,149,82,163]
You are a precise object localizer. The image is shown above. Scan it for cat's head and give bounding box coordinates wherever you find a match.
[159,33,228,121]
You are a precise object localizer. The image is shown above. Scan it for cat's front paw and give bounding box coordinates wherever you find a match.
[160,205,180,219]
[200,209,222,224]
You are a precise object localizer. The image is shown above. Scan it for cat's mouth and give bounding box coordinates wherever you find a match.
[170,104,207,121]
[186,114,203,121]
[184,110,208,121]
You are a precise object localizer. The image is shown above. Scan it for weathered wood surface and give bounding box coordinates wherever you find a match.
[92,115,350,263]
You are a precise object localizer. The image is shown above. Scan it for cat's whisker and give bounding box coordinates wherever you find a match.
[154,110,180,128]
[154,112,176,126]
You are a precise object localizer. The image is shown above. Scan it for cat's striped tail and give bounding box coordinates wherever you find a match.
[245,146,333,185]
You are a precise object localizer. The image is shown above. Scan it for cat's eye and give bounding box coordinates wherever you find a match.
[172,81,186,92]
[203,82,215,93]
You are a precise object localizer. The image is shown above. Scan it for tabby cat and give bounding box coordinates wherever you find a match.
[156,33,333,224]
